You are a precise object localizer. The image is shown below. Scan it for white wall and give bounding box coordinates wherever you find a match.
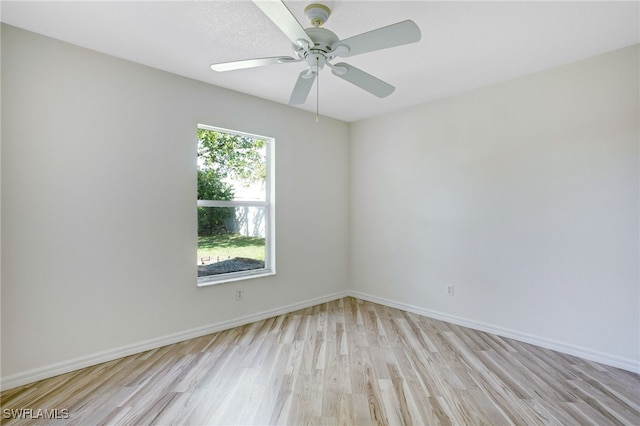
[350,45,639,369]
[1,25,350,381]
[2,23,638,386]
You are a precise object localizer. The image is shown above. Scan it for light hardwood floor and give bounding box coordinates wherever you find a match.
[2,297,639,425]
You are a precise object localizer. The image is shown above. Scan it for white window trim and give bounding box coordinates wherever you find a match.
[197,200,268,208]
[197,125,275,287]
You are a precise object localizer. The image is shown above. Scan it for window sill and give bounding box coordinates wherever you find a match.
[197,269,275,287]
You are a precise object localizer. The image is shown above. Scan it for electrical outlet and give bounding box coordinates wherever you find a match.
[236,288,244,301]
[447,285,454,296]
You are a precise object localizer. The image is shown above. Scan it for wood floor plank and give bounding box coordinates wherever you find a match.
[2,297,639,425]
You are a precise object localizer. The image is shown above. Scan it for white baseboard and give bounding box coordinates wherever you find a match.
[0,291,350,391]
[348,290,640,374]
[3,288,637,390]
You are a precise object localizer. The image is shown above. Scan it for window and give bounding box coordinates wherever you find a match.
[197,125,274,285]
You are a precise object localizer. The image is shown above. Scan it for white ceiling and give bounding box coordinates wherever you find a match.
[1,1,638,122]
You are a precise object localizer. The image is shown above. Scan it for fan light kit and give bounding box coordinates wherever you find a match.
[211,0,421,121]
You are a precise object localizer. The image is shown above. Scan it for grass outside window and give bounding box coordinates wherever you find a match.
[197,234,265,264]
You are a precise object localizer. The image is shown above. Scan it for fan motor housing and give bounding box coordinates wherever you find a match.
[294,27,339,58]
[291,26,339,74]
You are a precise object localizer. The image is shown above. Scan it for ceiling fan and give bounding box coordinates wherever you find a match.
[211,1,421,106]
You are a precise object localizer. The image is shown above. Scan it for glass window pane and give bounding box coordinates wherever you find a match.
[197,206,266,277]
[197,129,267,202]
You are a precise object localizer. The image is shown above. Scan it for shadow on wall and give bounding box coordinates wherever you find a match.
[225,206,265,238]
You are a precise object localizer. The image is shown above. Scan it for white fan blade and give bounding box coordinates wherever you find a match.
[289,71,316,105]
[211,56,299,72]
[331,63,395,98]
[253,0,311,47]
[332,20,421,58]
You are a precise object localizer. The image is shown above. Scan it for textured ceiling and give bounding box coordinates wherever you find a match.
[1,1,638,122]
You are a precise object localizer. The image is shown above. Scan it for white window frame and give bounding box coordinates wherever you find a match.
[197,124,275,286]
